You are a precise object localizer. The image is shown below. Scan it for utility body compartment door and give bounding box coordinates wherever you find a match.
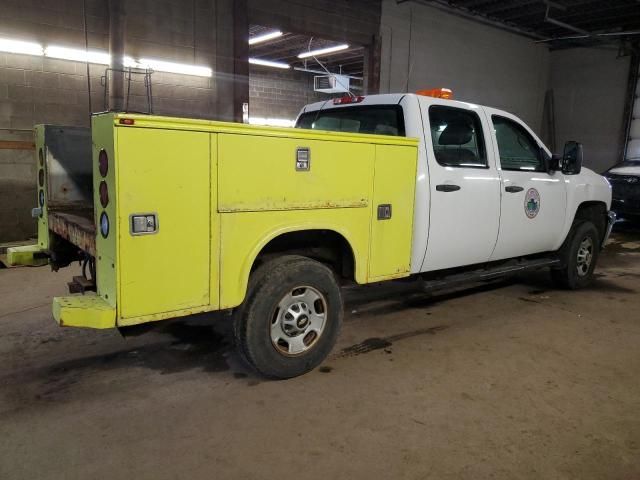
[485,108,567,260]
[419,98,501,271]
[116,127,211,320]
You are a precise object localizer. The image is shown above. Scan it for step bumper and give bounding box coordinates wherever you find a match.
[6,244,48,267]
[53,295,116,329]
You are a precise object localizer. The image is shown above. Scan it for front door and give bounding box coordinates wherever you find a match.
[485,109,567,261]
[420,101,501,272]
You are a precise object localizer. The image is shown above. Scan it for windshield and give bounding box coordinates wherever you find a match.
[296,105,405,136]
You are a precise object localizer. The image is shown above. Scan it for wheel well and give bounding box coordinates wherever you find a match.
[574,201,607,243]
[252,230,355,280]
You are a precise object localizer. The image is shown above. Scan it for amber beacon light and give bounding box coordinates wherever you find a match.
[416,88,453,99]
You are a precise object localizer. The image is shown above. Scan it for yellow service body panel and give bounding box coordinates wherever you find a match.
[53,113,418,329]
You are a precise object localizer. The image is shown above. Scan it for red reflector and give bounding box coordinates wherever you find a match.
[99,181,109,208]
[119,118,135,125]
[333,95,365,105]
[98,149,108,177]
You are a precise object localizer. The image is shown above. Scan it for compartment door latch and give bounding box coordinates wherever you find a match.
[130,213,158,235]
[377,204,392,220]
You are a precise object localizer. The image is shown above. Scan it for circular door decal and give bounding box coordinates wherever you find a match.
[524,188,540,219]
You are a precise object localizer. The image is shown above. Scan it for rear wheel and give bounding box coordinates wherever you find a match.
[551,221,600,289]
[233,255,343,379]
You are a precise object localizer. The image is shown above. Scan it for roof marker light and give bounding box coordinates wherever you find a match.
[298,44,349,59]
[249,58,290,69]
[119,118,135,125]
[416,88,454,99]
[249,30,283,45]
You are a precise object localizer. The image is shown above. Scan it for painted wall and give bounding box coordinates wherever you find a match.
[379,0,550,133]
[549,47,630,173]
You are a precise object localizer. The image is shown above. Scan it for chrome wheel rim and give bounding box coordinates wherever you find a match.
[576,237,594,277]
[270,286,327,356]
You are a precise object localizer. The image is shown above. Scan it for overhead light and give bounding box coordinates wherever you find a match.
[298,44,349,59]
[249,57,289,69]
[138,58,212,77]
[123,56,141,68]
[45,45,110,64]
[0,38,43,56]
[249,30,283,45]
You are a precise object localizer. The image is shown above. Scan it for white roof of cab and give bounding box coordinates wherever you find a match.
[299,93,484,114]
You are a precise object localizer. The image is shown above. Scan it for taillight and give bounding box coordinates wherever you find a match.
[333,95,365,105]
[38,190,44,207]
[100,212,109,238]
[99,181,109,208]
[38,169,44,187]
[98,149,108,177]
[38,148,44,166]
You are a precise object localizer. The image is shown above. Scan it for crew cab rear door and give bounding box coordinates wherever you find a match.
[420,99,501,271]
[483,107,567,260]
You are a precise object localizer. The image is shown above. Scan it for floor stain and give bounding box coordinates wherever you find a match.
[335,325,449,359]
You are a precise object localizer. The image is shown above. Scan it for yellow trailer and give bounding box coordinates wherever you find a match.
[11,112,418,378]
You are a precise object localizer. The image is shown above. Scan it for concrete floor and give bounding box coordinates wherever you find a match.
[1,225,639,480]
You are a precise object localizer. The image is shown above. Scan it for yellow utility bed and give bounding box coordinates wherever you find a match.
[32,113,419,330]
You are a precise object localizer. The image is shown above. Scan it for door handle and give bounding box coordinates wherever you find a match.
[435,184,461,192]
[505,185,524,193]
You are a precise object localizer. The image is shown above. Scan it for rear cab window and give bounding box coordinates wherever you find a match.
[296,105,406,137]
[428,105,487,168]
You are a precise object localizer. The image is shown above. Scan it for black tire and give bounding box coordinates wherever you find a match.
[233,255,343,379]
[550,221,600,289]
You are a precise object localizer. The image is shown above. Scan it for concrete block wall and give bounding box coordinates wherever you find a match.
[0,130,35,242]
[249,65,326,120]
[379,0,550,133]
[549,47,630,173]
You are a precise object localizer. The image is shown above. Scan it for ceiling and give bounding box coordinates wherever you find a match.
[249,25,365,78]
[400,0,640,49]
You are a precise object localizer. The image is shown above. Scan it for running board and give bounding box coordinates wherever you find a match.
[421,257,560,292]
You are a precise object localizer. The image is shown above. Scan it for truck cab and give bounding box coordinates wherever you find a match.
[296,91,614,279]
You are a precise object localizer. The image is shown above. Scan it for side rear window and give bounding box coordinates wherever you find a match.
[492,115,544,171]
[428,105,487,168]
[296,105,405,136]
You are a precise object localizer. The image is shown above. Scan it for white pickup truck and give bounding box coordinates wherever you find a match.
[296,91,614,292]
[12,89,614,379]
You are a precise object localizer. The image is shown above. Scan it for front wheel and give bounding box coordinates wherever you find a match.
[233,255,343,379]
[551,221,600,289]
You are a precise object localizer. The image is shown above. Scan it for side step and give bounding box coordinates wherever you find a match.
[421,257,560,292]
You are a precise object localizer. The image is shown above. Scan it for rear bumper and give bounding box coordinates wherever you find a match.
[602,210,616,248]
[53,295,116,329]
[6,244,48,267]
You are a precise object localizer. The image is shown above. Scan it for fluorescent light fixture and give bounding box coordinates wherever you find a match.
[123,56,141,68]
[249,30,283,45]
[298,44,349,59]
[45,45,110,64]
[0,38,43,56]
[249,117,295,127]
[249,57,289,69]
[138,58,212,77]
